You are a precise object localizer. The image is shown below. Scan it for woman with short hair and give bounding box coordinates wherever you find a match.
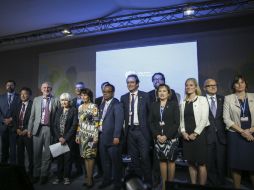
[223,75,254,189]
[52,93,78,185]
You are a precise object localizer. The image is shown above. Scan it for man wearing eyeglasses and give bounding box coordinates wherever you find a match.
[203,79,226,186]
[148,72,178,103]
[98,83,124,190]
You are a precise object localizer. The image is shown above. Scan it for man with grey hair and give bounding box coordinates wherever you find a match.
[203,78,226,186]
[28,82,60,185]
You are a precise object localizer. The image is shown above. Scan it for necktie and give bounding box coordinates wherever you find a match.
[130,94,135,126]
[43,98,50,125]
[210,97,217,118]
[19,103,26,128]
[8,94,12,107]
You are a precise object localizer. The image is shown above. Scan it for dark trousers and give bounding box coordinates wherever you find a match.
[127,127,152,185]
[57,148,72,179]
[95,132,103,175]
[17,134,33,176]
[100,141,122,187]
[207,136,226,186]
[71,143,83,174]
[1,127,16,164]
[152,147,161,185]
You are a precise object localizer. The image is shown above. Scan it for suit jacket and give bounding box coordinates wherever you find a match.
[0,92,20,133]
[120,90,151,142]
[148,89,178,103]
[223,93,254,132]
[205,95,226,144]
[99,98,124,145]
[28,95,59,135]
[13,100,33,132]
[95,96,104,108]
[72,97,83,109]
[53,106,78,144]
[180,96,210,135]
[149,100,180,140]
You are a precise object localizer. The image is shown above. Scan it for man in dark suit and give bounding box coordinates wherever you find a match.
[13,87,33,176]
[98,83,124,190]
[71,81,85,176]
[94,81,109,178]
[28,82,59,185]
[203,78,226,186]
[72,81,85,109]
[120,74,152,187]
[0,80,20,164]
[95,81,109,108]
[148,72,178,103]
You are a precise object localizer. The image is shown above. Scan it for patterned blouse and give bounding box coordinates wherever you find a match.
[59,110,68,136]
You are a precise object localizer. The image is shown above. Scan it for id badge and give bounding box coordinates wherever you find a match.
[129,112,132,116]
[240,117,249,122]
[159,121,165,126]
[99,119,103,126]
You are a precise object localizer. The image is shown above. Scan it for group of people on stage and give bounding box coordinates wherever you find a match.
[0,73,253,190]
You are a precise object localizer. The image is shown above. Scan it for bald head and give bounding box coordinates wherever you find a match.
[203,78,217,96]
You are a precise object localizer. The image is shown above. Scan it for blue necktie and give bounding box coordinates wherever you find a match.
[131,94,135,126]
[210,97,217,118]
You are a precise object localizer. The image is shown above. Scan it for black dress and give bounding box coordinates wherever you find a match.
[182,99,207,164]
[227,99,254,171]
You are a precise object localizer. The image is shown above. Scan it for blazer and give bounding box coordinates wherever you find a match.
[13,100,33,132]
[71,97,84,109]
[120,90,151,142]
[53,106,78,144]
[180,96,210,135]
[223,93,254,132]
[148,89,178,103]
[99,98,124,146]
[0,92,20,133]
[205,94,226,144]
[149,100,180,140]
[28,95,59,135]
[95,96,103,107]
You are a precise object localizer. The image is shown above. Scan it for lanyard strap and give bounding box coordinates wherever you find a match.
[239,98,247,117]
[160,106,164,122]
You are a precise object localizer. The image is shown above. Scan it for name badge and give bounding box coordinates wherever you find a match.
[159,121,165,126]
[129,112,132,116]
[99,120,103,126]
[240,117,249,122]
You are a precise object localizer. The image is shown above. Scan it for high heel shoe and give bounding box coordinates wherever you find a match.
[87,178,94,189]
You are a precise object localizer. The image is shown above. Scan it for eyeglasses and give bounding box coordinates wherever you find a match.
[103,90,113,93]
[153,78,164,81]
[205,84,217,88]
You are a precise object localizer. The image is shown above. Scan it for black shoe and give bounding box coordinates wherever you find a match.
[94,172,103,179]
[87,179,94,189]
[98,181,112,189]
[40,176,48,185]
[32,177,40,184]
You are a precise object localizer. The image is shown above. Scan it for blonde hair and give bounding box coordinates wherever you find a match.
[184,78,202,100]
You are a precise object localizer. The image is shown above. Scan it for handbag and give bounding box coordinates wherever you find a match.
[154,138,179,161]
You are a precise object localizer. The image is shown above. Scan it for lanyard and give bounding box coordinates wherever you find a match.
[239,98,247,117]
[160,106,164,122]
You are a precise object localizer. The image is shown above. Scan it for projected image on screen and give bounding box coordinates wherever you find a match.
[96,41,198,101]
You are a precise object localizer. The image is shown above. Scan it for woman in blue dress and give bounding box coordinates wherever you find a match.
[223,75,254,189]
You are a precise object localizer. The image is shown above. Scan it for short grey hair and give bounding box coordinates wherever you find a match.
[60,93,72,101]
